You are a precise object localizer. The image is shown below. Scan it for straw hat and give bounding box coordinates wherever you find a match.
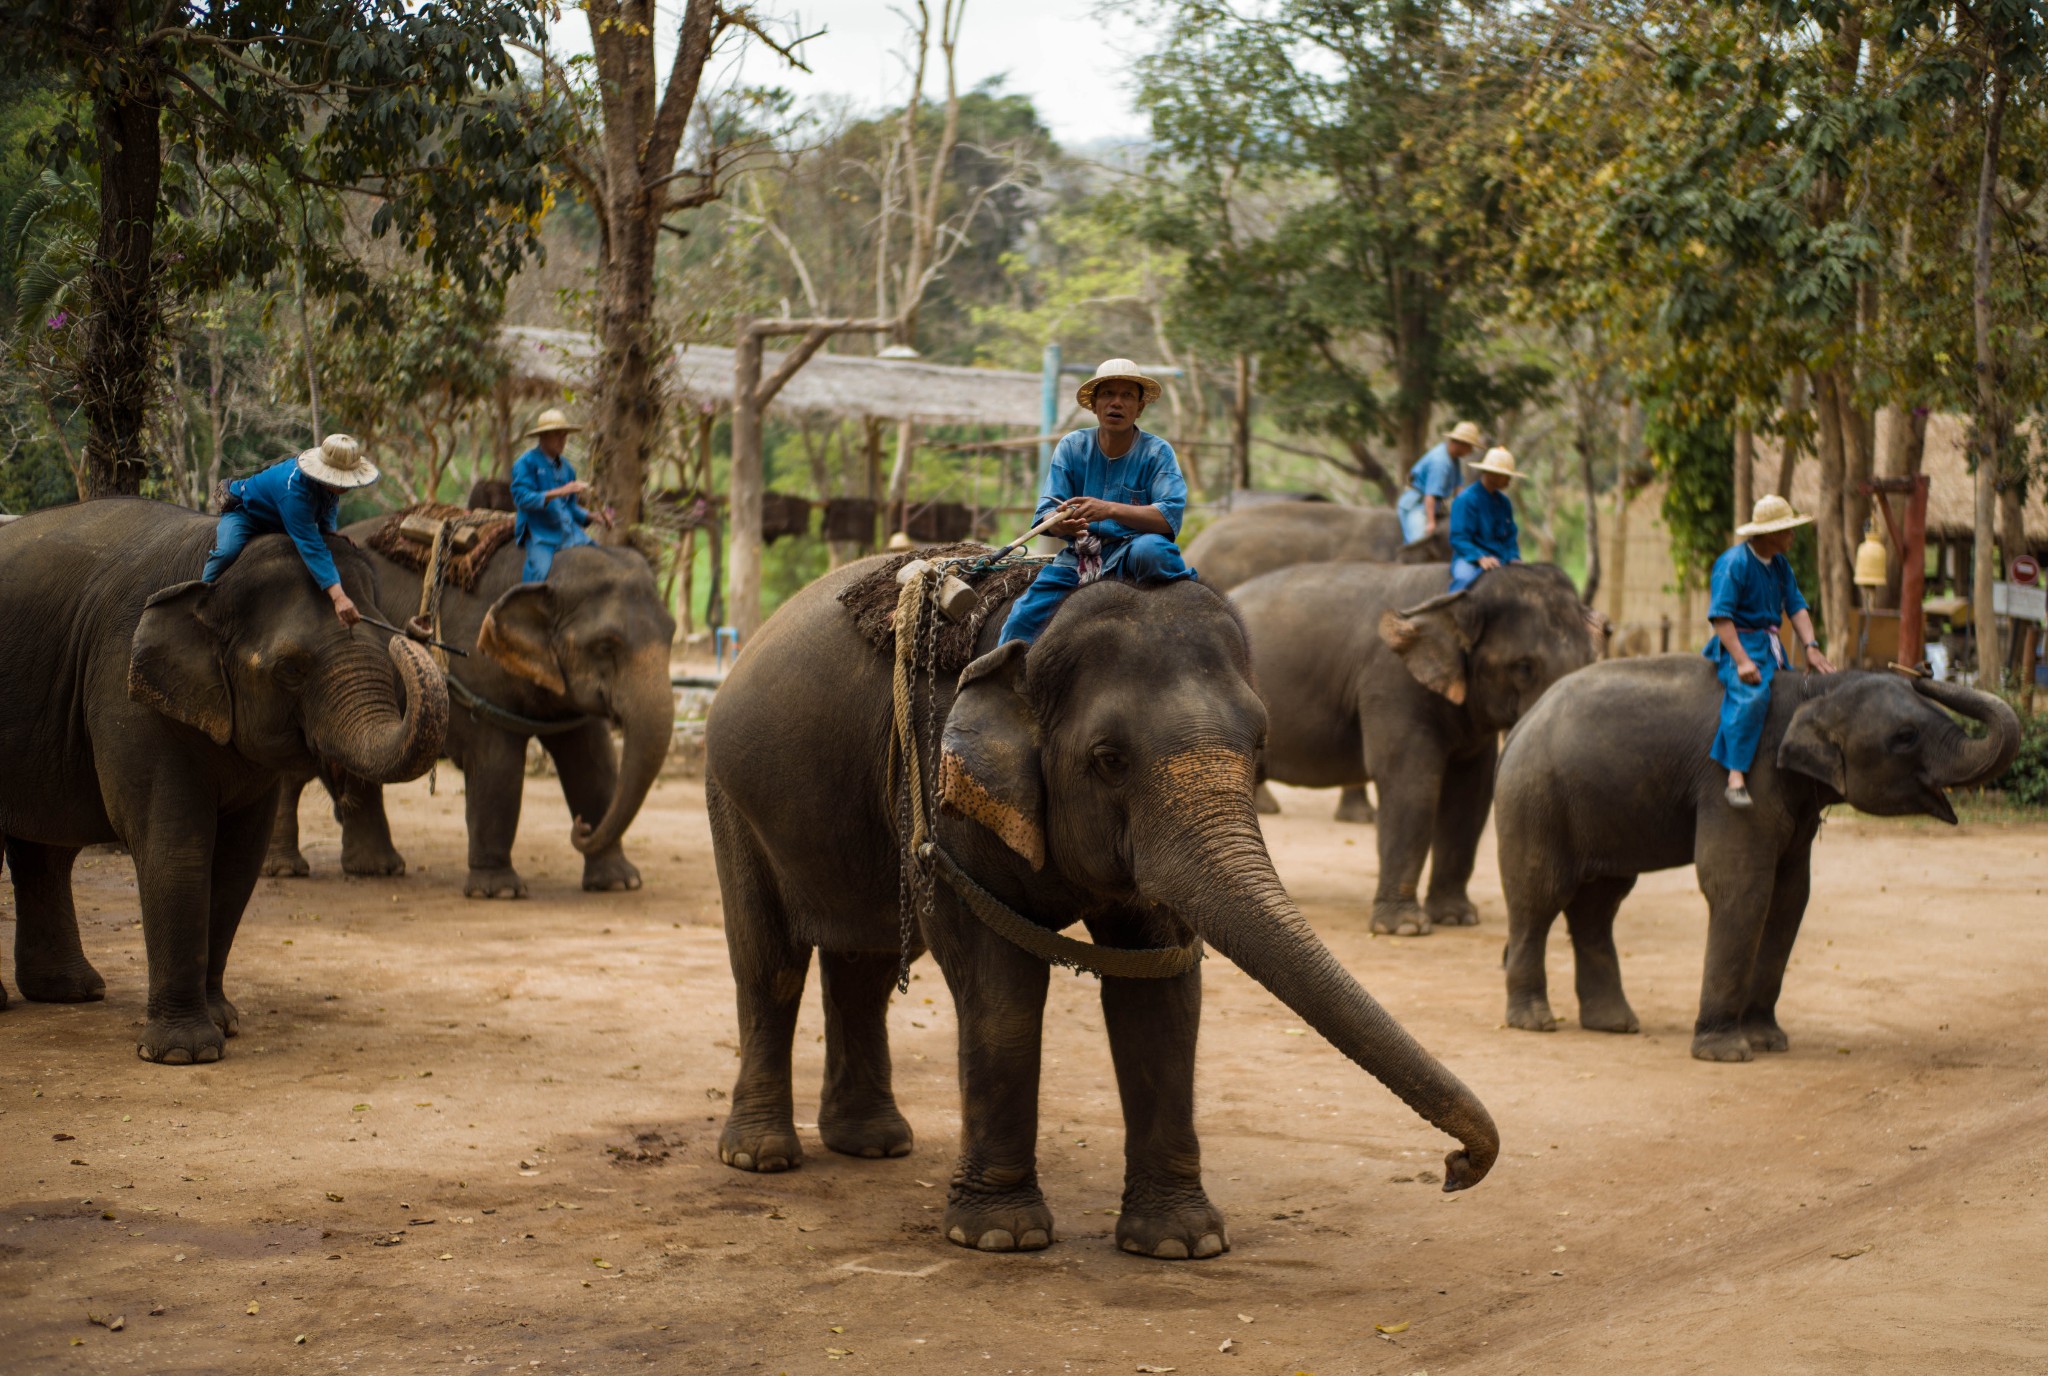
[1736,494,1814,539]
[1471,446,1526,482]
[295,433,379,490]
[524,407,583,439]
[1076,358,1163,409]
[1444,420,1484,448]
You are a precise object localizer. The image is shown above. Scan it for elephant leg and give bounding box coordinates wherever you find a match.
[1333,783,1376,824]
[542,719,642,892]
[1565,875,1639,1033]
[335,770,406,878]
[1365,736,1447,936]
[461,728,529,898]
[1253,780,1281,815]
[261,774,312,877]
[1692,843,1776,1063]
[6,838,104,1003]
[203,789,276,1039]
[131,797,225,1064]
[1503,876,1566,1032]
[1741,838,1816,1054]
[1093,912,1225,1261]
[816,949,913,1160]
[710,780,808,1173]
[1423,748,1495,927]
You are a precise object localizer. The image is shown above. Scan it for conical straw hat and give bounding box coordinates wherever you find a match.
[1471,447,1527,481]
[295,433,379,490]
[1735,494,1814,538]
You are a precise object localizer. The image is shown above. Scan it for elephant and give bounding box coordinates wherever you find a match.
[1183,500,1448,593]
[1232,561,1604,936]
[265,529,677,898]
[0,500,447,1063]
[703,559,1499,1259]
[1495,660,2020,1061]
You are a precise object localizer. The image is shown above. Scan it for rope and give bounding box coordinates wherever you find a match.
[446,675,592,738]
[892,566,937,990]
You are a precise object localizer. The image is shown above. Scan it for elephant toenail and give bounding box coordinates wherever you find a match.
[1018,1229,1049,1249]
[730,1151,754,1169]
[759,1156,788,1172]
[1151,1238,1191,1259]
[861,1146,883,1158]
[196,1046,220,1063]
[1194,1233,1225,1258]
[976,1229,1015,1251]
[947,1226,969,1246]
[888,1142,913,1157]
[1121,1238,1146,1254]
[161,1047,192,1065]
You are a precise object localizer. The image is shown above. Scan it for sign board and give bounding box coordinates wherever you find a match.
[1991,580,2048,624]
[2011,555,2041,587]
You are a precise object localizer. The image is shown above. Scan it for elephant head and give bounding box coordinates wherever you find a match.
[1777,672,2021,823]
[1380,564,1604,731]
[475,545,678,856]
[937,579,1499,1191]
[129,539,447,782]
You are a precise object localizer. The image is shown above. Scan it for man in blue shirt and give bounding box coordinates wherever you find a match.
[203,433,379,626]
[511,407,614,582]
[1447,446,1526,591]
[1397,420,1482,544]
[996,359,1196,646]
[1705,495,1836,808]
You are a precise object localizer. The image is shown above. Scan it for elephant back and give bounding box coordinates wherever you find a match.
[361,503,517,593]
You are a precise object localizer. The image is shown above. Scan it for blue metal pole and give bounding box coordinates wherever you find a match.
[1039,341,1061,491]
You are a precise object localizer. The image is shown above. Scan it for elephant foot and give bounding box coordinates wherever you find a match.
[341,841,406,878]
[16,958,106,1003]
[260,847,310,878]
[138,1015,225,1065]
[0,979,11,1011]
[718,1115,803,1173]
[819,1102,913,1160]
[1506,996,1558,1032]
[943,1180,1053,1253]
[1743,1018,1789,1053]
[1253,782,1281,815]
[1690,1027,1756,1063]
[1579,996,1640,1034]
[581,851,642,893]
[1371,900,1433,937]
[464,866,526,900]
[1333,786,1376,825]
[1114,1178,1227,1260]
[1425,894,1481,927]
[208,993,241,1039]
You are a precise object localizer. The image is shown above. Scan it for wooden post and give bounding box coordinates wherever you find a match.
[2019,624,2038,716]
[1733,423,1754,535]
[1231,352,1253,490]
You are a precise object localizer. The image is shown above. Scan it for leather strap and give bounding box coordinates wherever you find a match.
[447,674,591,738]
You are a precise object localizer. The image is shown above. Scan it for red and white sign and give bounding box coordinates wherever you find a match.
[2011,555,2041,587]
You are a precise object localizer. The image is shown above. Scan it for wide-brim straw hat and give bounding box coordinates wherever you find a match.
[295,433,379,490]
[524,407,583,438]
[1736,494,1814,539]
[1444,420,1484,448]
[1471,446,1527,481]
[1076,358,1163,409]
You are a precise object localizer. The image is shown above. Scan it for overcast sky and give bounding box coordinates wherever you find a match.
[549,1,1154,150]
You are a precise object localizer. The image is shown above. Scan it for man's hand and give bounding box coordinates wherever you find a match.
[1805,644,1837,674]
[1736,658,1762,686]
[328,586,362,628]
[1061,496,1118,525]
[549,479,591,500]
[1478,555,1502,571]
[598,504,617,531]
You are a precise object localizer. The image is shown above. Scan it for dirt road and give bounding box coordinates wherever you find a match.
[3,777,2044,1375]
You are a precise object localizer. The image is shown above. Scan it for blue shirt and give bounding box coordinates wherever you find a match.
[511,446,594,547]
[1407,442,1461,502]
[1708,542,1808,633]
[1449,482,1520,565]
[227,457,342,590]
[1032,428,1187,542]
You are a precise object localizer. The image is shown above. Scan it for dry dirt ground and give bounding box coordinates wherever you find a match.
[3,776,2046,1376]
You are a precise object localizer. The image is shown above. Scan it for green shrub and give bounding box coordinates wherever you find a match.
[1995,704,2048,809]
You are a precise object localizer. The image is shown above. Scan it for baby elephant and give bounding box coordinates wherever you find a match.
[1494,660,2019,1061]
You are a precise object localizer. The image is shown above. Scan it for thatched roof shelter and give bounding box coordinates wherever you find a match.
[502,325,1046,429]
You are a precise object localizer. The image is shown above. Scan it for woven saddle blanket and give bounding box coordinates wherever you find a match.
[837,543,1043,678]
[365,503,518,593]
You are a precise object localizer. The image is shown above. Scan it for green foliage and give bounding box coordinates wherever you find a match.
[1995,705,2048,809]
[1644,398,1734,587]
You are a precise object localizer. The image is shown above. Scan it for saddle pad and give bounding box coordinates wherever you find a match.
[365,502,517,592]
[837,544,1043,678]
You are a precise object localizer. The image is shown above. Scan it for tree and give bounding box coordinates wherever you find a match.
[0,0,559,498]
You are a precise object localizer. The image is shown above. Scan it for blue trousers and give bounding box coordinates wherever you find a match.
[1396,488,1430,544]
[1707,630,1782,773]
[201,508,262,582]
[520,529,594,582]
[997,533,1196,646]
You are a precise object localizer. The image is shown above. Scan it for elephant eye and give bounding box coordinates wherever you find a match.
[1889,725,1920,753]
[273,653,313,690]
[1089,743,1129,783]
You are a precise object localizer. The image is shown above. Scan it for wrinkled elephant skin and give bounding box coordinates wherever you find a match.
[1183,501,1441,593]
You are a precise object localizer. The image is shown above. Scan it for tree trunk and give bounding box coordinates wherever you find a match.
[590,209,659,531]
[1576,409,1601,606]
[729,330,764,640]
[80,21,161,499]
[886,419,917,531]
[1732,422,1754,537]
[1972,63,2010,685]
[1811,370,1854,656]
[1231,352,1252,490]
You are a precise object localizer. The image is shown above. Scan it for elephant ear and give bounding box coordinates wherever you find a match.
[938,640,1046,870]
[1379,590,1476,704]
[1777,696,1847,795]
[478,582,567,694]
[129,580,233,746]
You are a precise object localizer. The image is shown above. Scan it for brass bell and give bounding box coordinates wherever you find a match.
[1853,527,1888,588]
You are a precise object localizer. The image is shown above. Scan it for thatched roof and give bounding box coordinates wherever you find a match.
[501,325,1046,429]
[1753,409,2048,547]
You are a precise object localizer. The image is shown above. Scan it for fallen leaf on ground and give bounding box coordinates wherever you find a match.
[1136,1367,1177,1373]
[87,1313,124,1331]
[325,1192,343,1203]
[1376,1321,1410,1334]
[1832,1246,1871,1260]
[246,1302,260,1315]
[1219,1338,1237,1353]
[592,1258,612,1269]
[295,1334,308,1345]
[52,1133,74,1141]
[1237,1313,1255,1323]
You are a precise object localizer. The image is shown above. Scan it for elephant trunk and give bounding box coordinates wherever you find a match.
[307,636,449,783]
[1134,748,1499,1191]
[571,647,672,855]
[1914,677,2023,790]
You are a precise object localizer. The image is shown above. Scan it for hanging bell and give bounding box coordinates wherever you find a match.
[1853,526,1888,588]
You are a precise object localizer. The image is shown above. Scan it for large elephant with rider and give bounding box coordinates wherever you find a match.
[1496,659,2019,1060]
[0,501,447,1063]
[267,520,676,897]
[1183,500,1447,592]
[703,555,1498,1259]
[1233,561,1604,936]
